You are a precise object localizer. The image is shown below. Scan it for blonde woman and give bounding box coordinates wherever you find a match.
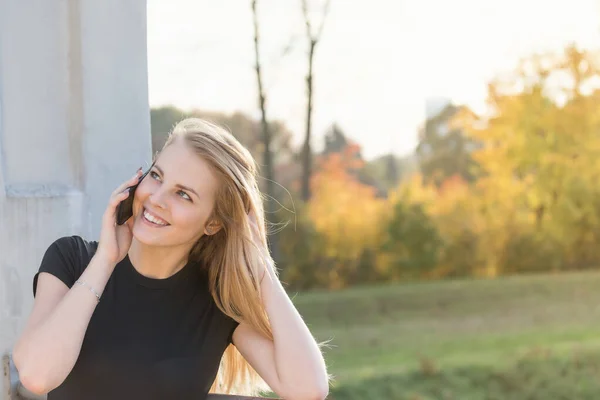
[13,118,329,400]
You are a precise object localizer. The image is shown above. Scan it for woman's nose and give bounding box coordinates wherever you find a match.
[148,188,167,209]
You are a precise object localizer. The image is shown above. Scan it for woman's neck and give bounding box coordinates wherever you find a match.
[127,239,191,280]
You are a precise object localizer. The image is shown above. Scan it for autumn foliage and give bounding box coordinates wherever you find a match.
[301,143,388,288]
[276,44,600,290]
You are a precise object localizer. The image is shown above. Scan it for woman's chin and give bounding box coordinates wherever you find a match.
[132,217,169,244]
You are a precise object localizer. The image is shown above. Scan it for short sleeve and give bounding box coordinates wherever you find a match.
[227,319,240,345]
[33,236,92,297]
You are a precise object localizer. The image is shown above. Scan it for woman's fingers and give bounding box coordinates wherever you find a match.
[112,169,143,196]
[103,169,142,223]
[109,188,131,208]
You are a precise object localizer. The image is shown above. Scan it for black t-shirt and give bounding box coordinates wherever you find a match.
[32,236,239,400]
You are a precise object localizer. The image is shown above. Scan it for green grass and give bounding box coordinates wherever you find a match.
[289,270,600,398]
[325,350,600,400]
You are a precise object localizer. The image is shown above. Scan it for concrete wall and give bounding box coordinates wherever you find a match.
[0,1,152,398]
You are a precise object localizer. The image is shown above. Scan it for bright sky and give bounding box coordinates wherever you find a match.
[147,0,600,161]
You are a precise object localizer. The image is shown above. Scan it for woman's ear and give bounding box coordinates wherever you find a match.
[204,220,222,236]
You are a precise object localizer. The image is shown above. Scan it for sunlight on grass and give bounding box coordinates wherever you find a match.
[290,270,600,399]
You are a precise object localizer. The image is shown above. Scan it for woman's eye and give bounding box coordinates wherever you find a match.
[148,171,191,201]
[177,191,191,201]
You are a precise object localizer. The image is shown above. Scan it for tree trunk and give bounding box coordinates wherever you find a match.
[301,41,316,202]
[251,0,280,261]
[300,0,330,202]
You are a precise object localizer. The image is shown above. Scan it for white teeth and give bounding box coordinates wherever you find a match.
[143,209,168,226]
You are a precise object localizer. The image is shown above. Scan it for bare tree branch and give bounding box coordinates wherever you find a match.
[315,0,332,42]
[301,0,332,43]
[301,0,313,41]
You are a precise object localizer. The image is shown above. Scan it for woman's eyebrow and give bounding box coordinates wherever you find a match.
[154,164,200,198]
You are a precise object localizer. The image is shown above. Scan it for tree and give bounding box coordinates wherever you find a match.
[150,107,295,183]
[322,123,348,154]
[319,124,388,197]
[307,142,387,287]
[416,103,480,186]
[463,44,600,271]
[382,199,443,280]
[251,0,279,260]
[362,153,411,194]
[384,154,400,188]
[300,0,332,202]
[150,106,188,153]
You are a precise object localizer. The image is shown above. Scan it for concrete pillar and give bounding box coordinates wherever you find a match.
[0,1,151,398]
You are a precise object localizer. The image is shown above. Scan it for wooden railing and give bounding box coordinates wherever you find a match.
[3,353,275,400]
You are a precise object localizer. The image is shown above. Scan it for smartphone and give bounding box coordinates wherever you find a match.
[115,163,154,225]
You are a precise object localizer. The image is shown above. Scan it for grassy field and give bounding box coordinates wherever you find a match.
[289,270,600,399]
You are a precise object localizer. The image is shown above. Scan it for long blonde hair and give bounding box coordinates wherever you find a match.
[159,118,274,395]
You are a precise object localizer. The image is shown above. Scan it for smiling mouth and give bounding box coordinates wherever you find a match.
[142,208,170,226]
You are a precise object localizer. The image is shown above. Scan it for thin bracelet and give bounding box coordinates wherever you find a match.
[74,279,101,303]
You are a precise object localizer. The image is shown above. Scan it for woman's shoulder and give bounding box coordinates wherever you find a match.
[45,235,99,268]
[34,235,99,296]
[49,235,98,255]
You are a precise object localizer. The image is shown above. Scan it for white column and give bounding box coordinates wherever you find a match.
[79,0,152,237]
[0,1,151,398]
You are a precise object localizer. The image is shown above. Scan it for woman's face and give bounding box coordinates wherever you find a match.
[131,139,221,249]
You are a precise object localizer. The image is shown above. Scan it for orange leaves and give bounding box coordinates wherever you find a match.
[313,141,365,180]
[307,143,385,277]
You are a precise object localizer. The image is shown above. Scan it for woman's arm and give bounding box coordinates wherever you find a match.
[232,267,329,400]
[14,170,141,394]
[13,254,115,395]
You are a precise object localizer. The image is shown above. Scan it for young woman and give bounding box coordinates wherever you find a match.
[13,118,329,400]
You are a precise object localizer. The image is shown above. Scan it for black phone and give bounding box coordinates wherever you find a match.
[115,163,154,225]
